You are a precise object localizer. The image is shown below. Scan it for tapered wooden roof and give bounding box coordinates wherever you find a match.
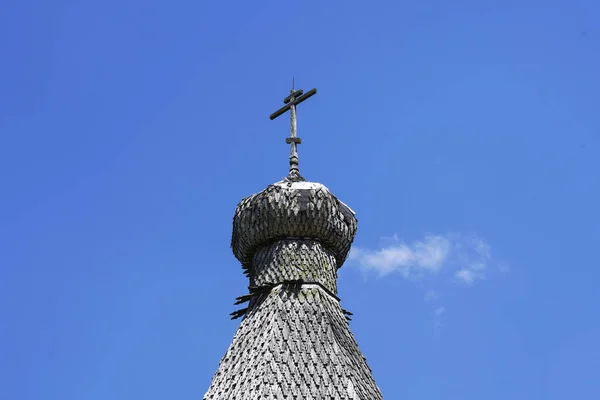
[203,180,382,399]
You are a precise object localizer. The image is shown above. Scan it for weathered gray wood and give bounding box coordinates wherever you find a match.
[284,89,303,104]
[290,87,317,106]
[269,102,292,121]
[270,88,316,120]
[269,87,318,182]
[203,86,382,399]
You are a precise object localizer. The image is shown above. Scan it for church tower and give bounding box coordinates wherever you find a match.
[203,85,383,399]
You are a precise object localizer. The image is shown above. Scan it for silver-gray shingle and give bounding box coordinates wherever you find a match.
[204,180,382,399]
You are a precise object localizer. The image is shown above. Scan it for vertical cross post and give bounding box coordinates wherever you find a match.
[270,85,317,181]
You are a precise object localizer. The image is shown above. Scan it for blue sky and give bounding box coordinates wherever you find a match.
[1,0,599,398]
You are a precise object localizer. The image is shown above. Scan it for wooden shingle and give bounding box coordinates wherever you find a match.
[204,180,382,399]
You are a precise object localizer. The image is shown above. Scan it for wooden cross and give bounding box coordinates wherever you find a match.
[270,83,317,181]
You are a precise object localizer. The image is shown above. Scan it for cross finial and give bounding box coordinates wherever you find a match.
[269,81,317,181]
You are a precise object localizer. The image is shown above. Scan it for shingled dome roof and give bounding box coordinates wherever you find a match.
[231,179,357,272]
[203,179,383,399]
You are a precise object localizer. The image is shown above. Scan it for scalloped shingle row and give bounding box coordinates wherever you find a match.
[252,239,338,293]
[204,180,382,399]
[231,184,357,269]
[203,283,383,400]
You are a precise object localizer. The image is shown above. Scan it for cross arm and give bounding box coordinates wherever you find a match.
[284,89,303,104]
[269,88,318,120]
[293,88,317,106]
[269,103,292,121]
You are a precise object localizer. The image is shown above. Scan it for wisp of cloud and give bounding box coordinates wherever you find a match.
[348,233,495,285]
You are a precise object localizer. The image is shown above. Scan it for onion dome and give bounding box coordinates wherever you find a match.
[231,179,357,273]
[203,84,383,400]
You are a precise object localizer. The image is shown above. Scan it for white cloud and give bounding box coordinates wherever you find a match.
[349,233,497,285]
[349,234,451,278]
[350,233,506,334]
[455,269,477,285]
